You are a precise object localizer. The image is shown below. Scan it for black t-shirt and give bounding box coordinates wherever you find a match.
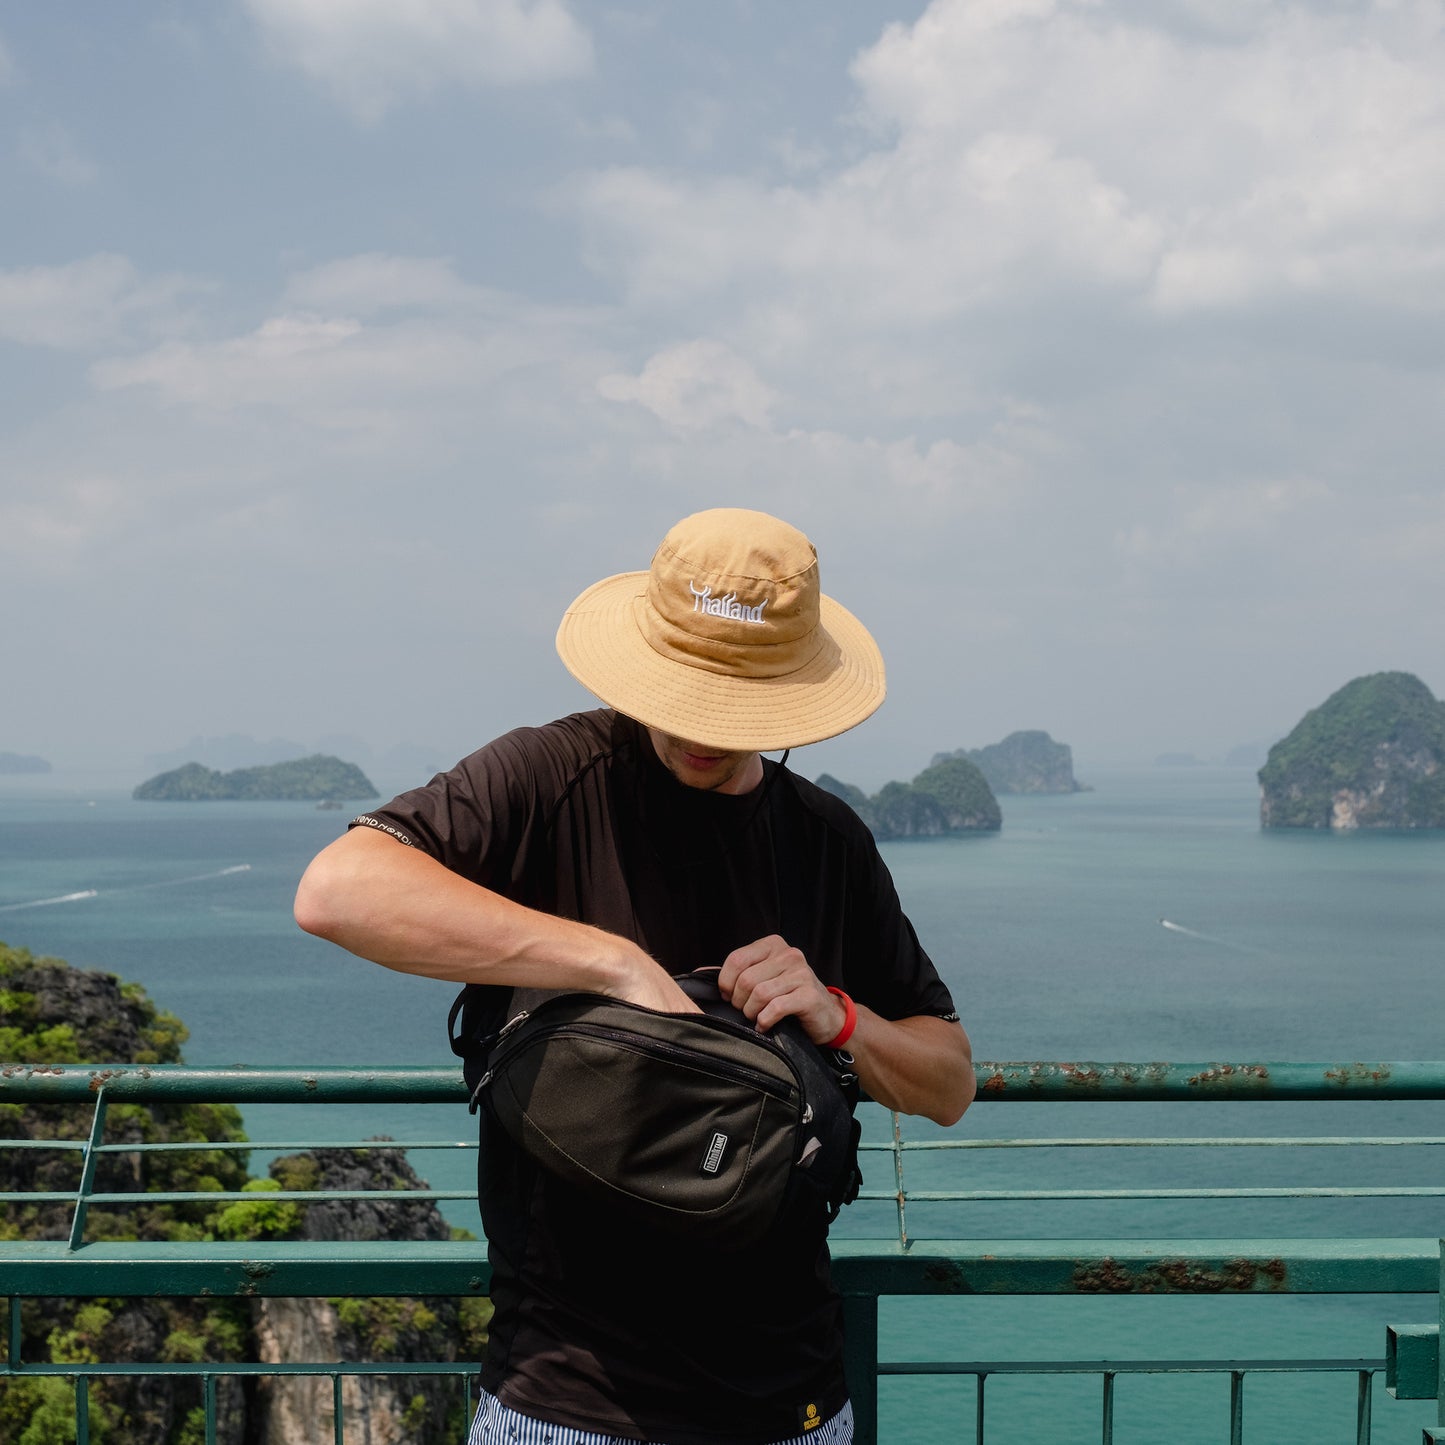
[354,710,957,1444]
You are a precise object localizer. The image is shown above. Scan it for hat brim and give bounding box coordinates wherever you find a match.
[556,571,886,753]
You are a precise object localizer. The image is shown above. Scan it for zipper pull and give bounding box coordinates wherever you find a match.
[496,1009,531,1042]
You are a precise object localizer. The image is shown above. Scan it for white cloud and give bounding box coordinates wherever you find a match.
[576,0,1445,324]
[0,254,199,350]
[243,0,592,120]
[90,257,608,439]
[597,340,778,429]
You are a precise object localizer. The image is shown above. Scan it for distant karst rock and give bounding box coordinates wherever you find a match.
[0,751,51,774]
[814,774,870,813]
[816,756,1001,840]
[1259,672,1445,830]
[933,731,1086,794]
[133,754,377,802]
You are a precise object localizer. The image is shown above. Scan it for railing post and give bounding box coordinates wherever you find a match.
[1439,1238,1445,1438]
[842,1292,878,1445]
[1354,1368,1371,1445]
[1422,1238,1445,1444]
[68,1090,109,1250]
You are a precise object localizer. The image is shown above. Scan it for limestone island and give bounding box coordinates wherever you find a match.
[933,730,1087,794]
[133,754,378,803]
[1259,671,1445,830]
[818,756,1001,840]
[0,751,51,775]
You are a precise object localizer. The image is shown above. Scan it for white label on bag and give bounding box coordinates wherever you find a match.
[702,1132,729,1174]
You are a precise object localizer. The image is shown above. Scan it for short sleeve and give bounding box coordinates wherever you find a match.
[843,837,959,1023]
[351,725,568,895]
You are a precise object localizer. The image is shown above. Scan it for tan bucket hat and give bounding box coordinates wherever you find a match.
[555,508,886,752]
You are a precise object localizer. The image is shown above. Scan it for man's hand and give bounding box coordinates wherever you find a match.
[599,959,703,1016]
[719,933,976,1126]
[717,935,845,1046]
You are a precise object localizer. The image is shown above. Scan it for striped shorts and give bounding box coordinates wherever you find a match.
[467,1386,853,1445]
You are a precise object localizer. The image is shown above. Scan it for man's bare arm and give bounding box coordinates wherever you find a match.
[294,827,696,1013]
[840,1009,975,1126]
[718,936,975,1126]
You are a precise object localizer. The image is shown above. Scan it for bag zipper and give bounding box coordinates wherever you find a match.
[473,1014,797,1109]
[544,1021,796,1102]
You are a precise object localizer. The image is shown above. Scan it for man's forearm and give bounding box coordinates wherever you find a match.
[847,1010,976,1126]
[294,828,694,1011]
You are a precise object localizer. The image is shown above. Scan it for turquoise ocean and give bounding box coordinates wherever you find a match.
[2,768,1442,1442]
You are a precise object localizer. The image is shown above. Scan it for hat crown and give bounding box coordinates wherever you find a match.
[643,510,823,679]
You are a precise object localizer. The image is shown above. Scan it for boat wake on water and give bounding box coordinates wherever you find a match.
[0,865,251,913]
[1158,917,1268,955]
[127,864,253,892]
[0,889,100,913]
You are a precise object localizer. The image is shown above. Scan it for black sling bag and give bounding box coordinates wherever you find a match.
[448,968,861,1251]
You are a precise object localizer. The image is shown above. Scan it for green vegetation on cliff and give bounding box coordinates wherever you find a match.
[134,754,377,802]
[1,942,255,1443]
[817,755,1001,839]
[1259,672,1445,830]
[0,943,486,1444]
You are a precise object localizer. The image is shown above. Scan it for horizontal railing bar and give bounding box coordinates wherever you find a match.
[0,1189,476,1205]
[14,1184,1445,1208]
[0,1362,473,1377]
[0,1357,1386,1380]
[10,1183,1440,1208]
[874,1137,1445,1149]
[2,1237,1433,1297]
[11,1135,1445,1155]
[878,1358,1385,1376]
[0,1140,480,1154]
[6,1061,1445,1102]
[977,1062,1445,1099]
[859,1186,1445,1201]
[0,1066,470,1103]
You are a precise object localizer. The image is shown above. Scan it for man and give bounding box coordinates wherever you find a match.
[294,507,975,1445]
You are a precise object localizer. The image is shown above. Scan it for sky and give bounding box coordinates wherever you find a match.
[2,0,1443,790]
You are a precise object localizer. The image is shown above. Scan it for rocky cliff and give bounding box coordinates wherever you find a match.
[0,945,487,1445]
[253,1145,488,1445]
[0,751,50,774]
[134,754,377,802]
[1259,672,1445,830]
[932,730,1085,794]
[817,755,1001,839]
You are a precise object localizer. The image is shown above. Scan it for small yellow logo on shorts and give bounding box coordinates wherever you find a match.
[802,1402,821,1430]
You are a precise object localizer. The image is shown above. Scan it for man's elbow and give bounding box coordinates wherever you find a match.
[928,1032,977,1128]
[930,1058,977,1128]
[293,848,352,942]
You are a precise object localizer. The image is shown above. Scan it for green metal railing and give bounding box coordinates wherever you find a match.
[4,1060,1444,1444]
